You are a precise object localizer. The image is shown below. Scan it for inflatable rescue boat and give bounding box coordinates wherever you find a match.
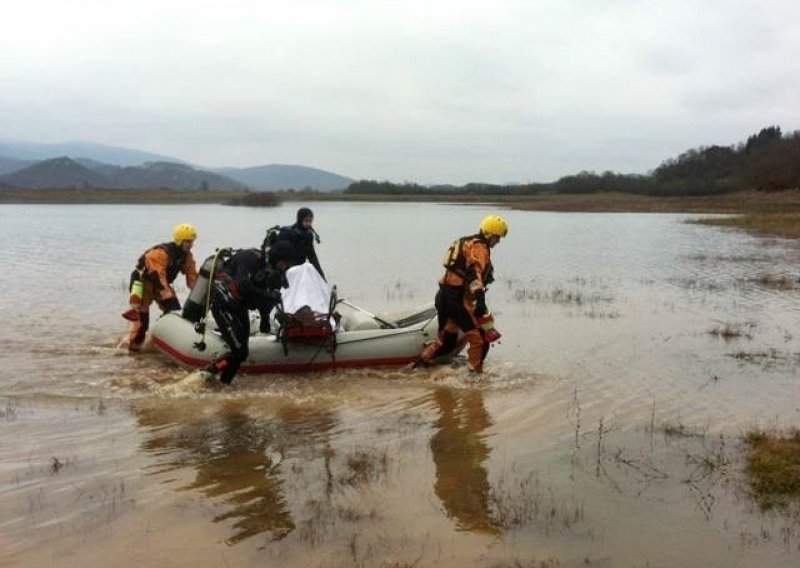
[150,261,462,374]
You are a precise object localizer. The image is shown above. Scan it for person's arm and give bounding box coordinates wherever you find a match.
[306,243,326,281]
[232,253,263,301]
[234,253,278,306]
[465,243,490,316]
[182,252,198,289]
[257,301,277,333]
[144,248,174,300]
[464,242,489,295]
[255,268,283,331]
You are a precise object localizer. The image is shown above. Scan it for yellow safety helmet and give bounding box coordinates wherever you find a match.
[479,215,509,238]
[173,223,197,243]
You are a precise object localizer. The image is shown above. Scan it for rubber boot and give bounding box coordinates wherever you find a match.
[412,339,442,368]
[206,358,234,385]
[465,329,486,373]
[122,295,142,321]
[128,311,149,352]
[122,309,139,321]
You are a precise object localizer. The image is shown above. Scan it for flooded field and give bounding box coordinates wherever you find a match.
[1,202,799,567]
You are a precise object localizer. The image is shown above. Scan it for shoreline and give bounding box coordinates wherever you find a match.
[4,187,800,211]
[4,188,800,237]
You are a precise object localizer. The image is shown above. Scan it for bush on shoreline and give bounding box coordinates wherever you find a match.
[226,191,281,207]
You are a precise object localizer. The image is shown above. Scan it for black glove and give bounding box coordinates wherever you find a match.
[474,290,488,317]
[161,296,181,312]
[267,289,283,302]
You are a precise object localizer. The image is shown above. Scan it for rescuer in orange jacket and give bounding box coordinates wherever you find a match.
[416,215,508,373]
[124,223,199,352]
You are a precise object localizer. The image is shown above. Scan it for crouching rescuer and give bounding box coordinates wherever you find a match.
[204,240,296,385]
[124,223,198,352]
[416,215,508,373]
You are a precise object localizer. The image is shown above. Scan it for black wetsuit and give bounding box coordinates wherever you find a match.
[276,223,325,280]
[209,249,285,384]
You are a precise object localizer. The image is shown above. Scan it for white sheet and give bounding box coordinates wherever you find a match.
[281,261,332,315]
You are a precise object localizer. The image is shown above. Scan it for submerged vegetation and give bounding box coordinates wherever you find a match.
[744,429,800,508]
[708,321,756,341]
[748,274,800,291]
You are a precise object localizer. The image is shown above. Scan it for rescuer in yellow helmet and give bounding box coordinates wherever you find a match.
[124,223,199,352]
[415,215,508,373]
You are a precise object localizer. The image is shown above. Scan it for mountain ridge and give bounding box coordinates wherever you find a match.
[0,139,185,167]
[0,139,354,191]
[216,164,353,191]
[0,157,246,190]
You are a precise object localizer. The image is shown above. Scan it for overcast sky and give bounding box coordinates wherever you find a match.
[2,0,799,183]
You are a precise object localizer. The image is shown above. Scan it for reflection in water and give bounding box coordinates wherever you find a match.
[429,387,499,535]
[135,400,337,544]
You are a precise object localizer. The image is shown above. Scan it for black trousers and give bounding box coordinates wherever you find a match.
[211,302,250,384]
[429,285,488,363]
[436,285,477,333]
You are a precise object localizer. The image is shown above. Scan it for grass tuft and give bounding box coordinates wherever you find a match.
[693,212,800,239]
[749,274,799,290]
[708,321,755,341]
[744,428,800,508]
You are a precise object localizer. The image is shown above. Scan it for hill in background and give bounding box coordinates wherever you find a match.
[0,139,184,167]
[0,139,354,191]
[0,156,34,176]
[0,157,246,190]
[216,164,353,191]
[1,157,112,189]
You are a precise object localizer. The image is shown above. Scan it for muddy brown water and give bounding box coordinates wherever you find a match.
[1,203,799,567]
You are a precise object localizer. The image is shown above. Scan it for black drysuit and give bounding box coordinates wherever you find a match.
[276,223,325,280]
[209,249,285,384]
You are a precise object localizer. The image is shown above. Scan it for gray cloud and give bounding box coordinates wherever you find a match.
[1,0,799,183]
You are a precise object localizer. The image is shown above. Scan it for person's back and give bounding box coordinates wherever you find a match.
[220,248,284,310]
[205,241,295,385]
[276,207,325,280]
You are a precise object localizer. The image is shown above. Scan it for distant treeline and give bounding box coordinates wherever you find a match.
[345,126,800,197]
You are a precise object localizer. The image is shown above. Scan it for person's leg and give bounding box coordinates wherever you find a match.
[122,269,143,321]
[448,293,487,373]
[210,304,249,384]
[156,291,181,313]
[463,329,486,373]
[128,285,155,351]
[219,312,250,384]
[419,287,474,364]
[418,320,460,363]
[480,336,490,364]
[434,287,446,332]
